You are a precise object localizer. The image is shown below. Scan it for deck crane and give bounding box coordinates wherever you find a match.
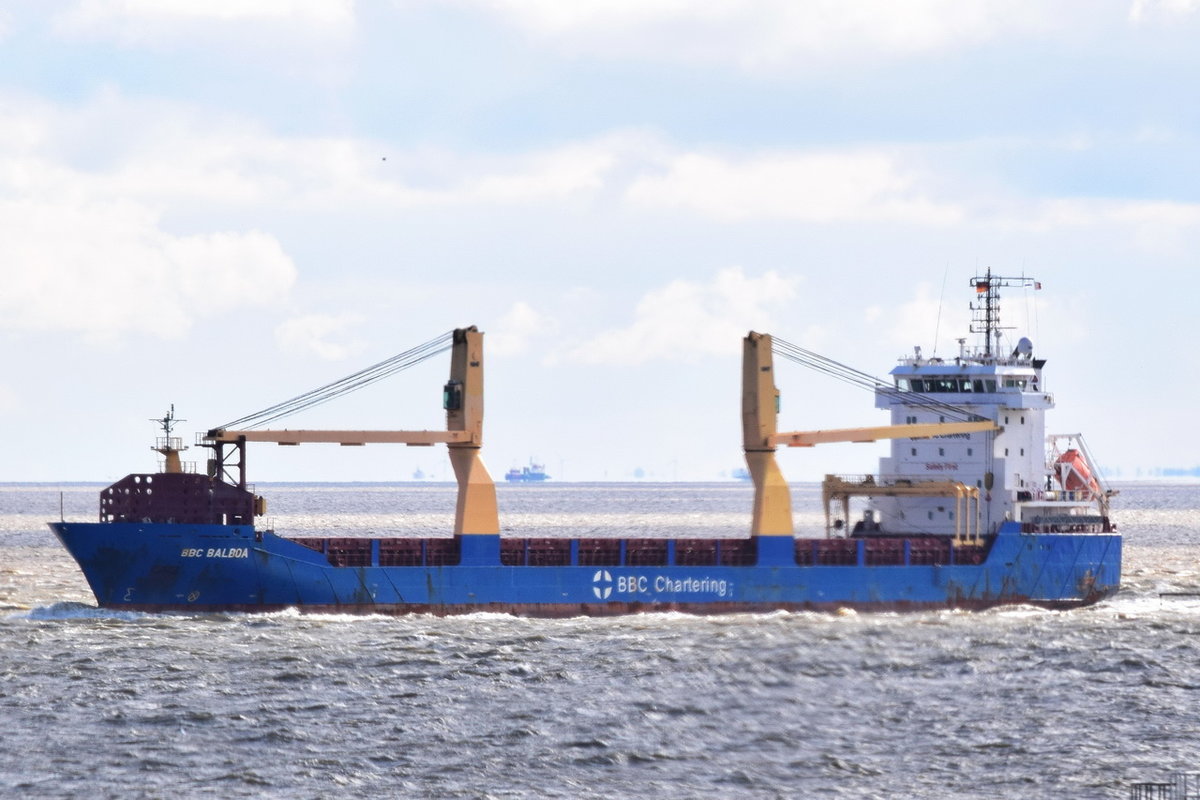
[742,332,998,540]
[204,327,498,536]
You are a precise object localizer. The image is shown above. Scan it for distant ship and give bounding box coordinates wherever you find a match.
[505,461,549,482]
[50,273,1120,615]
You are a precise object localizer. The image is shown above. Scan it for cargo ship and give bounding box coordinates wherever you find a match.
[50,272,1120,615]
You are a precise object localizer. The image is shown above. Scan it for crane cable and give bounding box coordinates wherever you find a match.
[218,331,455,430]
[770,337,989,424]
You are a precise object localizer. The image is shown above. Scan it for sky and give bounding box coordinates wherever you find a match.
[1,0,1198,483]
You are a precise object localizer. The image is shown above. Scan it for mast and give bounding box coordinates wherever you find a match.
[151,404,187,474]
[969,269,1039,358]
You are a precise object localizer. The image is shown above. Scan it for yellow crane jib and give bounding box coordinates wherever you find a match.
[204,429,475,446]
[770,420,998,448]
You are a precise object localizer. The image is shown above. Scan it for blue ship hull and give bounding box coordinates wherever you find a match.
[49,521,1121,615]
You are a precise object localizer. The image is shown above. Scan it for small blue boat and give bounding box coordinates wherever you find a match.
[505,461,549,482]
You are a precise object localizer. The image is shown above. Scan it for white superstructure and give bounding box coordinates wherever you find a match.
[868,272,1112,536]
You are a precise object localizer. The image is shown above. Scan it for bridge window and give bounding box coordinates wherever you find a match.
[906,376,998,393]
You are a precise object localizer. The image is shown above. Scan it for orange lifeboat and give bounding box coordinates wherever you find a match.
[1055,449,1100,496]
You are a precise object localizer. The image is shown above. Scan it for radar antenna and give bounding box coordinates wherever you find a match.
[969,268,1041,358]
[152,404,186,438]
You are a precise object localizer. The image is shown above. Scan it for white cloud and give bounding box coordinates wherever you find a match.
[50,0,357,81]
[1096,201,1200,254]
[468,0,1057,70]
[466,145,616,203]
[490,301,555,357]
[14,88,1193,245]
[0,384,18,414]
[627,150,963,225]
[56,0,355,42]
[0,194,296,341]
[986,198,1200,255]
[886,282,968,358]
[24,95,634,213]
[0,95,296,341]
[564,267,798,365]
[275,313,364,360]
[1130,0,1200,21]
[5,87,1198,355]
[370,134,647,209]
[63,106,1191,243]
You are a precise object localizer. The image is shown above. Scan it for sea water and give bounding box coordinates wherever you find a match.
[1,482,1198,799]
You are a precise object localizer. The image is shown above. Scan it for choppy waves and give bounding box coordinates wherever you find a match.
[2,482,1199,798]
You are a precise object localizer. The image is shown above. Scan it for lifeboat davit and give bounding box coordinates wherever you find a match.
[1055,449,1100,496]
